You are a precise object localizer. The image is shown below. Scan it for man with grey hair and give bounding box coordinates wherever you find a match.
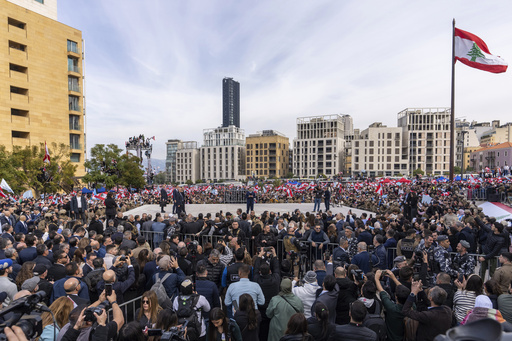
[149,254,185,301]
[402,280,452,340]
[197,249,225,289]
[351,242,379,274]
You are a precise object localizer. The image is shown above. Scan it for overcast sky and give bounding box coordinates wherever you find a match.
[58,1,512,162]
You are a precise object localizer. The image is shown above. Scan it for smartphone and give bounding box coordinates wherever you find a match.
[105,283,113,296]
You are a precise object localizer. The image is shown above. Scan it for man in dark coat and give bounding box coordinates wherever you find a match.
[173,187,185,216]
[160,188,168,213]
[246,188,255,214]
[70,190,87,222]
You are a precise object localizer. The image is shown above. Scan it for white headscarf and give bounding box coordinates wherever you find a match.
[474,295,493,309]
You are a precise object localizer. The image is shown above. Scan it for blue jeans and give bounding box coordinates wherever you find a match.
[313,198,321,211]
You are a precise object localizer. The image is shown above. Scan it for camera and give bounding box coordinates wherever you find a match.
[263,247,273,253]
[119,255,126,262]
[147,321,188,341]
[351,269,364,282]
[0,291,48,340]
[84,301,109,323]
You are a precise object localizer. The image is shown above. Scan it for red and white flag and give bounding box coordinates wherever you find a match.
[376,185,383,196]
[43,142,51,164]
[0,188,7,198]
[454,27,507,73]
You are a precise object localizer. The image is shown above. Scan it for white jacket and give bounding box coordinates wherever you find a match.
[291,281,320,319]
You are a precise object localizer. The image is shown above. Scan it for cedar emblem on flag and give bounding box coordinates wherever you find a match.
[454,28,508,73]
[43,142,51,164]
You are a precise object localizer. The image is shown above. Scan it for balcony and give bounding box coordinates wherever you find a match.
[69,123,81,131]
[9,70,28,83]
[70,143,82,150]
[8,24,27,41]
[69,104,81,112]
[68,65,80,74]
[12,137,30,147]
[10,92,28,104]
[68,84,81,93]
[11,115,29,128]
[9,47,27,63]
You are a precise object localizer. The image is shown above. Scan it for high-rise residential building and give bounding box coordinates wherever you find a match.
[398,108,452,175]
[351,123,408,177]
[201,126,245,181]
[165,139,180,183]
[222,77,240,128]
[246,130,289,178]
[176,141,200,184]
[1,0,86,175]
[293,114,346,178]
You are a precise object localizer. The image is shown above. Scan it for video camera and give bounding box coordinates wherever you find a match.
[84,300,109,323]
[147,321,188,341]
[0,291,49,340]
[290,237,308,253]
[351,269,364,282]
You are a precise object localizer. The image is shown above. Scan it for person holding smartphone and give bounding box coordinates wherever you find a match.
[97,255,136,305]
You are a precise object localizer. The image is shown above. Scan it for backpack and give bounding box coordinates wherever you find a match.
[363,300,387,341]
[176,294,201,340]
[151,273,172,306]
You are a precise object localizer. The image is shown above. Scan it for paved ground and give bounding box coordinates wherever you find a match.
[124,203,374,218]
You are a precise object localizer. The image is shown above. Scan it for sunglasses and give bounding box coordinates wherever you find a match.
[142,300,150,304]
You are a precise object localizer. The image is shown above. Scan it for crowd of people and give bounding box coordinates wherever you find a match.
[1,178,512,340]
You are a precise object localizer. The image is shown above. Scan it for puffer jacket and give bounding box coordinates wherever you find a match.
[292,281,320,319]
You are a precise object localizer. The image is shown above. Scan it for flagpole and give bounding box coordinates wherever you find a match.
[449,18,456,182]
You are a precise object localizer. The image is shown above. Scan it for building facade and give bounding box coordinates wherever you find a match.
[398,108,452,176]
[351,123,408,177]
[293,114,346,178]
[165,139,180,183]
[200,126,245,181]
[246,130,289,179]
[470,142,512,172]
[222,77,240,128]
[175,141,200,184]
[1,0,86,175]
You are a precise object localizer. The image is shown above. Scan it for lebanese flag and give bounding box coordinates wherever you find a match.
[43,142,51,164]
[454,28,507,73]
[376,185,383,196]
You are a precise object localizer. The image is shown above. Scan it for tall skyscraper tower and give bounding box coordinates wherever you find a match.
[222,77,240,128]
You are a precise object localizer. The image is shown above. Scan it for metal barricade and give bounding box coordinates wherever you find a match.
[223,189,246,203]
[107,295,142,323]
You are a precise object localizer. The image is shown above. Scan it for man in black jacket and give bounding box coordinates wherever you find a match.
[253,249,281,341]
[160,188,168,213]
[334,266,358,325]
[70,190,87,223]
[334,300,377,340]
[478,220,506,278]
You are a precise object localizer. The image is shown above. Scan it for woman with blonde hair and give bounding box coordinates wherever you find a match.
[39,296,75,340]
[135,291,162,329]
[77,237,90,250]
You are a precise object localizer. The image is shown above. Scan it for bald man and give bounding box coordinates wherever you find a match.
[96,256,135,304]
[65,277,89,306]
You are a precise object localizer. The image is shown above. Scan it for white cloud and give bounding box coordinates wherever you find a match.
[59,0,512,161]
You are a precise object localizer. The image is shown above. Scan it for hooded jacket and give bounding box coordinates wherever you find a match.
[292,281,320,319]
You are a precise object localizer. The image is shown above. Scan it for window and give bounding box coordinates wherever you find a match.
[9,63,27,74]
[69,96,80,111]
[70,134,80,149]
[69,115,80,130]
[68,76,80,92]
[34,0,44,3]
[12,131,29,138]
[67,40,78,53]
[8,18,26,29]
[70,153,80,162]
[9,40,26,51]
[11,108,28,117]
[68,57,79,72]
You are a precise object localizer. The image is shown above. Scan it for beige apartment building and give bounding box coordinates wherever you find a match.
[0,0,86,176]
[176,141,200,184]
[352,123,408,177]
[246,130,289,178]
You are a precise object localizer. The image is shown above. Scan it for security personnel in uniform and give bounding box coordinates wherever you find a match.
[222,247,250,288]
[453,240,476,277]
[397,229,417,259]
[434,235,458,278]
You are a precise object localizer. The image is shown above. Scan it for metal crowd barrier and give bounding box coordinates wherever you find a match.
[223,189,247,203]
[107,295,142,323]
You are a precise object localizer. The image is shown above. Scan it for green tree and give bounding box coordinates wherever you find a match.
[0,143,77,196]
[185,179,193,185]
[453,166,461,174]
[413,168,424,176]
[467,42,485,62]
[84,144,145,190]
[195,179,204,184]
[285,172,295,179]
[153,172,167,185]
